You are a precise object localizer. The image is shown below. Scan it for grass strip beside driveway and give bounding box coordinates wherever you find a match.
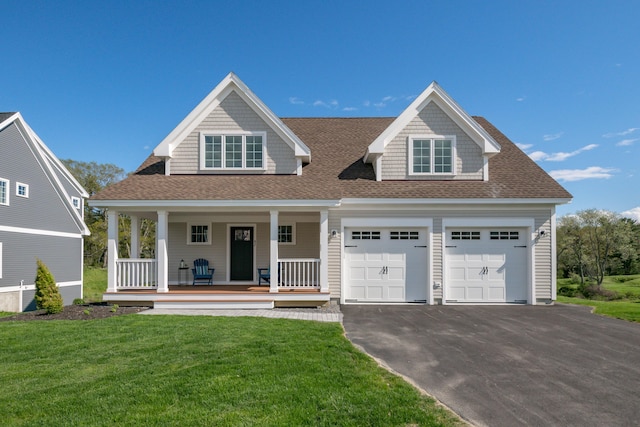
[0,315,461,426]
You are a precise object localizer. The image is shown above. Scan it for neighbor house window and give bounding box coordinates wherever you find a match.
[71,196,81,209]
[16,182,29,198]
[201,132,265,170]
[187,223,211,245]
[0,179,8,206]
[410,136,455,175]
[278,224,295,244]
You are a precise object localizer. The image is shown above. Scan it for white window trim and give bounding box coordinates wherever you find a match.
[408,135,456,176]
[199,131,267,171]
[16,182,29,198]
[278,223,296,245]
[71,196,81,209]
[0,178,9,206]
[187,222,212,245]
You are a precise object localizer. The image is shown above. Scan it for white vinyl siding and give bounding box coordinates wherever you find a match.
[0,178,8,205]
[0,242,3,278]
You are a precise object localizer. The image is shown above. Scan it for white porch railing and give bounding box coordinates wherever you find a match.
[116,259,157,289]
[278,258,320,288]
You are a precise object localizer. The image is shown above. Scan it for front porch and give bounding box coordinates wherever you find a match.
[103,284,331,309]
[104,207,333,309]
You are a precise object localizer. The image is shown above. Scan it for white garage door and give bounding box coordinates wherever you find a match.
[344,228,428,303]
[445,229,528,303]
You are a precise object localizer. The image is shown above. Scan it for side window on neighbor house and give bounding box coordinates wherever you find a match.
[71,196,81,209]
[410,136,455,175]
[16,182,29,198]
[0,178,9,205]
[188,223,211,245]
[201,133,265,170]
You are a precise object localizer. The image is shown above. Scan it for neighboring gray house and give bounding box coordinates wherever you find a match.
[0,112,89,312]
[90,73,572,309]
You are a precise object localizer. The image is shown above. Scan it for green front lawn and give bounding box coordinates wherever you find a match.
[557,275,640,322]
[83,266,108,302]
[0,315,462,426]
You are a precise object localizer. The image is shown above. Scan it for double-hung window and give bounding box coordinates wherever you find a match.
[0,178,8,206]
[410,136,455,175]
[201,132,266,170]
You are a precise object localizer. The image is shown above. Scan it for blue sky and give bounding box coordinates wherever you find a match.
[2,0,639,220]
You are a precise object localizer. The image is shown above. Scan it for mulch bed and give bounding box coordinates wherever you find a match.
[0,303,149,321]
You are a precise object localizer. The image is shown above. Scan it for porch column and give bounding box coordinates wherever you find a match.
[130,214,140,259]
[107,210,119,293]
[319,209,329,293]
[269,210,279,293]
[156,210,169,293]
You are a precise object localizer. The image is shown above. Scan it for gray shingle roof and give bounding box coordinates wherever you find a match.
[91,117,572,202]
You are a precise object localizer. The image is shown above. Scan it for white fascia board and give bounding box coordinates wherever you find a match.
[340,197,572,207]
[88,199,341,209]
[154,73,311,162]
[13,117,91,236]
[0,112,20,132]
[364,81,500,163]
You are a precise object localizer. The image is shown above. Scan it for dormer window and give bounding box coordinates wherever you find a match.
[200,132,266,170]
[409,135,456,175]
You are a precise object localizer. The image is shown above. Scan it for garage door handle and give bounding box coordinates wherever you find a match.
[514,245,527,248]
[414,245,427,248]
[344,245,358,248]
[446,245,457,248]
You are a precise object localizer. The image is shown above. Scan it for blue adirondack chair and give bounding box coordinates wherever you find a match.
[192,258,215,285]
[257,267,270,286]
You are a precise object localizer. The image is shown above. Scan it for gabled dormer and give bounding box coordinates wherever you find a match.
[364,82,500,182]
[154,73,311,176]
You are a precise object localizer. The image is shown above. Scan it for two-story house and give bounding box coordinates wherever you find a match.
[0,112,89,311]
[90,73,571,309]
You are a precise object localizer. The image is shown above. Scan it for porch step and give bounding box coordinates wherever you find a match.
[154,299,275,310]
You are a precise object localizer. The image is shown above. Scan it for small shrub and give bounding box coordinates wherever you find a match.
[580,285,620,301]
[73,298,85,305]
[558,286,578,297]
[34,259,63,314]
[110,304,119,313]
[83,308,92,316]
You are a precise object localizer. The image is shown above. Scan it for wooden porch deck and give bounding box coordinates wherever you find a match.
[103,285,330,310]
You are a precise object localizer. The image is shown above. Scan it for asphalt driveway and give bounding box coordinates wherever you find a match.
[342,304,640,427]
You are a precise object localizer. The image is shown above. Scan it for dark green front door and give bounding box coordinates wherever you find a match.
[230,226,254,281]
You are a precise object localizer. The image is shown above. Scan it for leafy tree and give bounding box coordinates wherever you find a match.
[62,159,156,265]
[557,209,638,286]
[34,259,63,314]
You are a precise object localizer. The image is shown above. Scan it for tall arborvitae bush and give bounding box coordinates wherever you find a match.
[34,259,63,314]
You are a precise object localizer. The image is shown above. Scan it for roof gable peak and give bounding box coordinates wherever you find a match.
[364,81,501,164]
[154,73,311,162]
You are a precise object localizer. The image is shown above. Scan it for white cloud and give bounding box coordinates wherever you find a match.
[373,102,386,108]
[143,145,150,150]
[550,166,616,182]
[313,100,328,107]
[329,100,338,107]
[343,107,358,111]
[616,138,638,147]
[543,132,564,141]
[289,97,304,105]
[527,144,598,162]
[621,207,640,222]
[603,128,639,138]
[528,151,548,161]
[516,96,525,102]
[382,96,396,102]
[363,100,370,107]
[516,143,533,150]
